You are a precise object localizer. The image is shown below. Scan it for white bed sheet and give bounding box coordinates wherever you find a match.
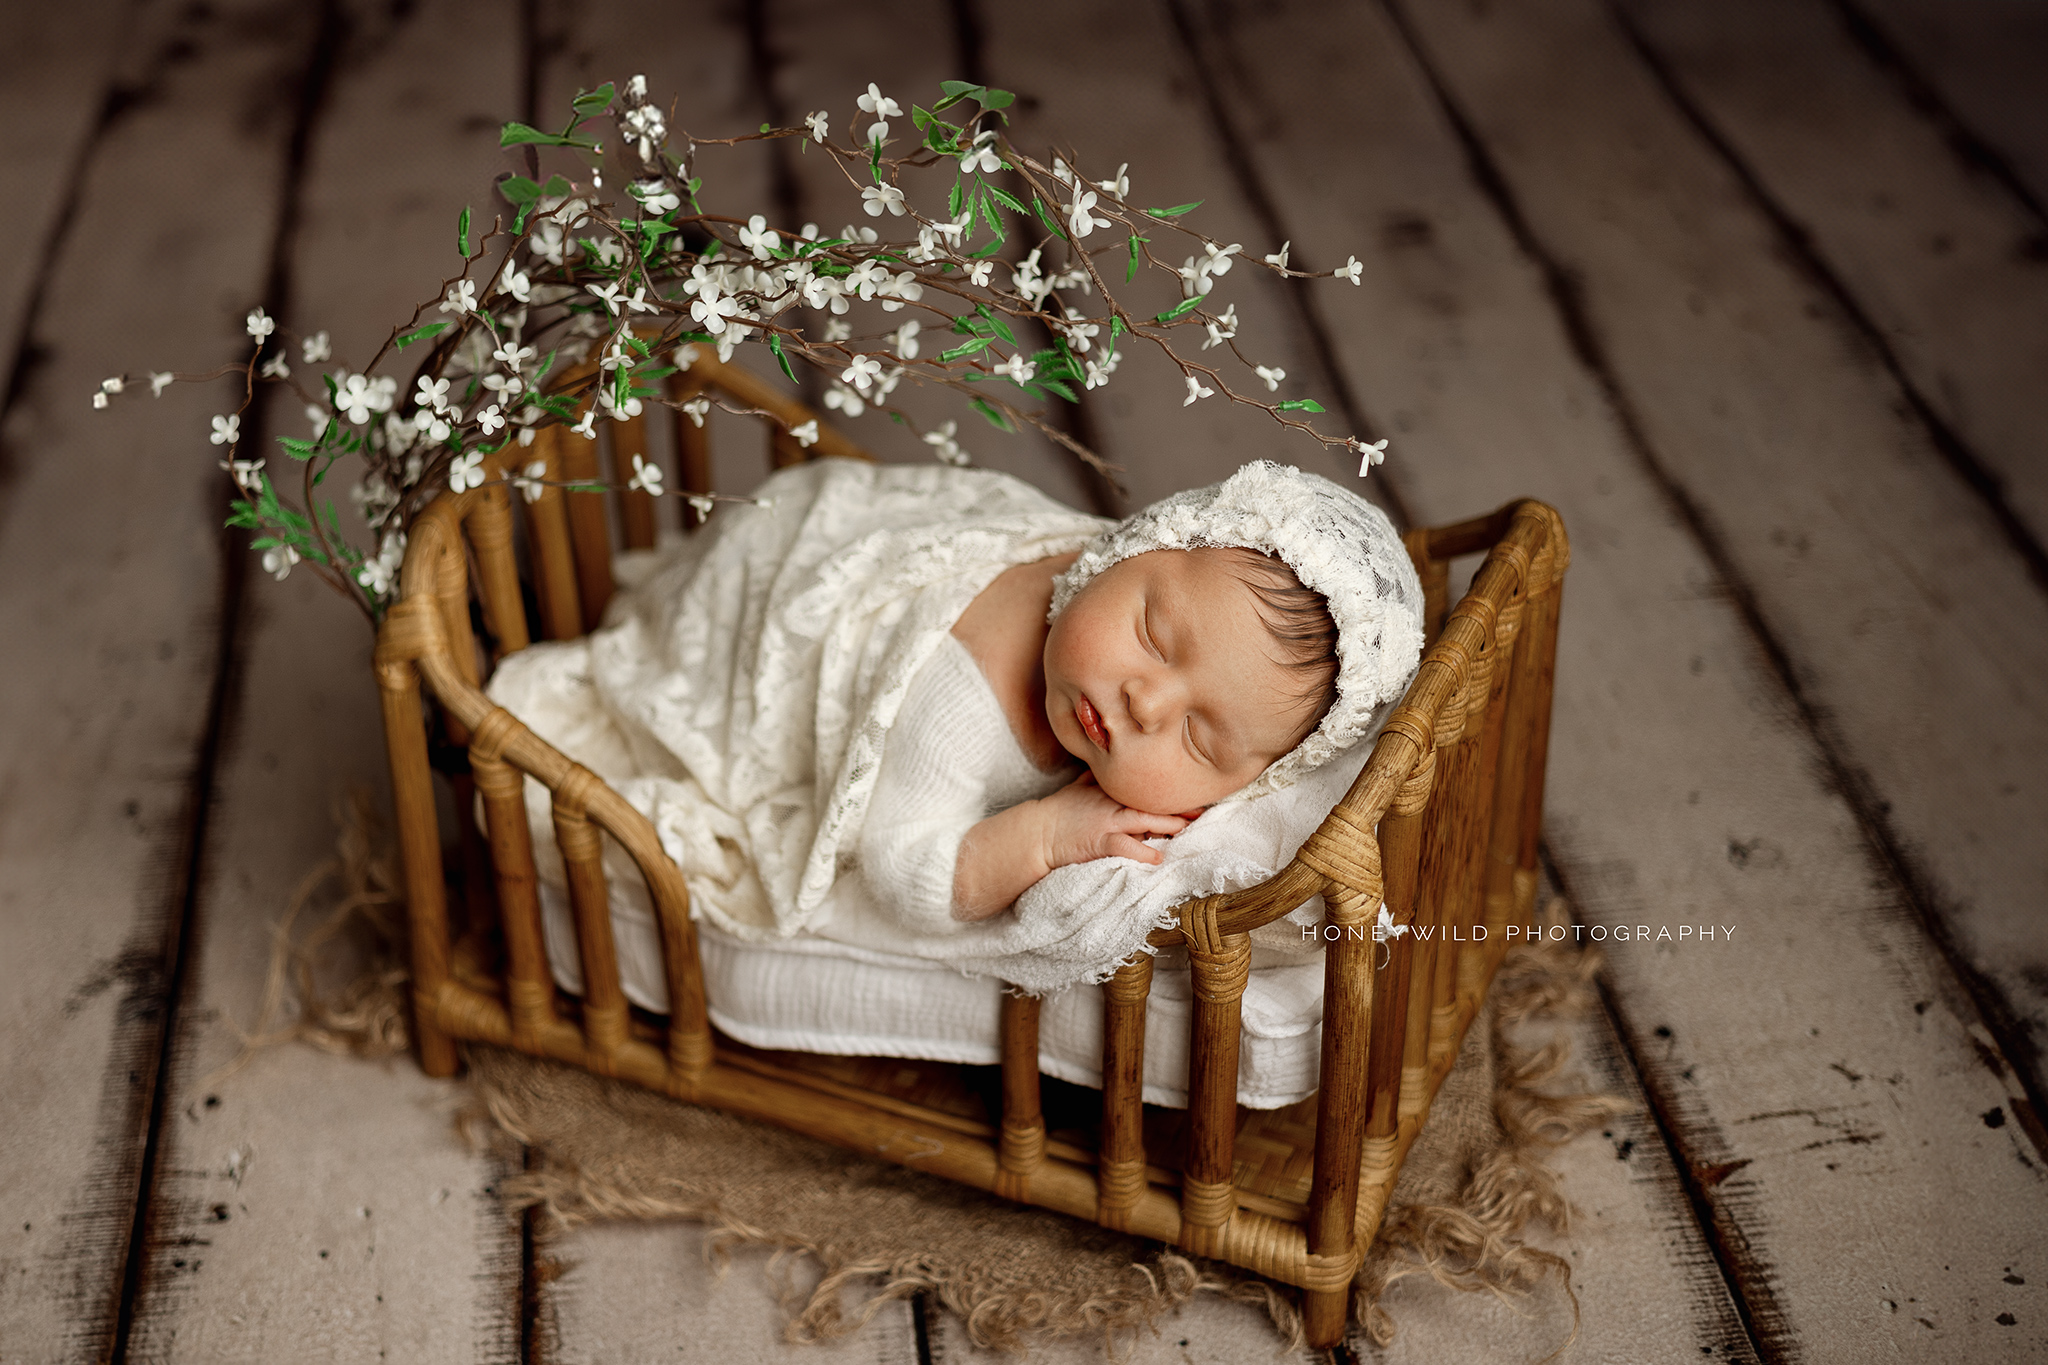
[538,882,1329,1110]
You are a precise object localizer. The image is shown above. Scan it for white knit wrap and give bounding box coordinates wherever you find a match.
[1048,461,1425,800]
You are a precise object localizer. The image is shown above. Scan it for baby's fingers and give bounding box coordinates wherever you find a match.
[1105,833,1166,865]
[1116,809,1189,838]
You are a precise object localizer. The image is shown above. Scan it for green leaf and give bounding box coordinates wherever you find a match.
[938,338,990,362]
[500,121,594,149]
[1146,201,1202,218]
[541,173,571,198]
[767,332,795,382]
[1037,377,1078,402]
[889,411,907,425]
[970,397,1014,431]
[1032,196,1068,242]
[1126,233,1148,282]
[458,205,471,256]
[500,174,542,205]
[1276,399,1327,413]
[1154,294,1205,323]
[760,122,773,133]
[985,184,1026,216]
[571,82,615,116]
[275,435,316,460]
[976,304,1016,346]
[976,187,1004,242]
[396,322,449,350]
[948,180,963,219]
[977,87,1015,110]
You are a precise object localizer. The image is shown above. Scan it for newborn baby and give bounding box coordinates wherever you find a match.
[933,545,1338,920]
[856,459,1419,935]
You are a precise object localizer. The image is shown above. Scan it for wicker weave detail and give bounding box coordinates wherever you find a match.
[1298,1249,1365,1295]
[1180,1176,1237,1228]
[1102,953,1155,1005]
[1185,932,1252,1005]
[1094,1157,1148,1215]
[1390,748,1437,818]
[999,1116,1046,1173]
[1296,805,1384,902]
[1377,703,1436,764]
[552,763,604,819]
[467,706,520,765]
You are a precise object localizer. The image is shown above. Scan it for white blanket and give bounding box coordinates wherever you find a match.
[485,461,1369,993]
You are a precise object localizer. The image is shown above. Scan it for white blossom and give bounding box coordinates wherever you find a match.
[633,180,680,216]
[1254,364,1286,392]
[967,260,994,287]
[1201,242,1242,278]
[627,453,664,495]
[1336,255,1363,285]
[866,119,890,147]
[598,384,643,420]
[1354,437,1388,475]
[841,223,879,245]
[440,280,478,314]
[210,413,241,446]
[686,493,715,521]
[382,412,418,453]
[1182,373,1214,405]
[335,372,397,424]
[502,266,532,303]
[680,396,711,427]
[958,131,1001,175]
[476,404,505,435]
[351,472,399,522]
[592,237,625,269]
[101,376,125,394]
[1052,158,1074,186]
[823,383,865,418]
[877,270,922,311]
[1067,187,1110,239]
[1177,256,1212,297]
[449,450,486,492]
[934,210,972,243]
[1097,163,1130,198]
[587,281,625,314]
[822,316,852,342]
[262,544,299,581]
[1201,304,1239,350]
[805,111,829,144]
[218,455,264,492]
[91,391,109,410]
[622,105,666,160]
[1263,242,1290,269]
[302,331,331,363]
[922,419,969,466]
[790,419,819,448]
[356,554,396,596]
[570,408,598,439]
[417,376,451,411]
[493,341,536,372]
[891,319,921,359]
[873,365,904,401]
[311,404,334,439]
[622,285,658,314]
[1062,320,1101,352]
[246,306,275,340]
[674,342,701,369]
[840,354,884,391]
[261,353,290,378]
[690,288,741,333]
[150,372,174,397]
[856,83,902,119]
[861,183,906,217]
[739,214,780,260]
[996,353,1036,384]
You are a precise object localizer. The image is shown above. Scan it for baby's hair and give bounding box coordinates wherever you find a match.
[1212,546,1340,744]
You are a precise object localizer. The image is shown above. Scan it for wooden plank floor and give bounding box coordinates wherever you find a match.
[3,1,2043,1361]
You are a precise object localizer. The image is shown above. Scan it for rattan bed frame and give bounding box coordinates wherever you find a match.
[374,353,1566,1348]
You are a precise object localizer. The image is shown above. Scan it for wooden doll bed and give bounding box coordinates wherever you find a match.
[374,354,1567,1348]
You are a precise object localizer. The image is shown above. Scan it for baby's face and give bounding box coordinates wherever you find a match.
[1042,548,1312,817]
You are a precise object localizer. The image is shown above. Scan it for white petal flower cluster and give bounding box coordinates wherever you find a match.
[922,419,969,466]
[335,372,399,424]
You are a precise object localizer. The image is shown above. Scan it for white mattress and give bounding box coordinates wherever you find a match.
[538,882,1329,1110]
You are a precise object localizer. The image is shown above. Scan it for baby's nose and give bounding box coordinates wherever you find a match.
[1125,669,1184,731]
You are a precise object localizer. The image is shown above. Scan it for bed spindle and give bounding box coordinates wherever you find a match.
[1096,954,1154,1229]
[996,992,1046,1200]
[1179,909,1252,1257]
[467,480,530,653]
[612,410,660,551]
[1300,885,1377,1346]
[670,373,713,530]
[466,707,559,1047]
[520,435,584,641]
[1455,613,1515,1010]
[551,766,631,1065]
[555,419,615,630]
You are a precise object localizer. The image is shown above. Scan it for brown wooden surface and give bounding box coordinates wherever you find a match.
[7,0,2048,1360]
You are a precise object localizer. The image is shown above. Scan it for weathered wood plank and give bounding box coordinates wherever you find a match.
[0,4,320,1358]
[1173,0,2048,1354]
[1849,0,2048,212]
[115,3,527,1359]
[980,2,1749,1356]
[0,0,126,406]
[1618,0,2048,588]
[540,1221,921,1364]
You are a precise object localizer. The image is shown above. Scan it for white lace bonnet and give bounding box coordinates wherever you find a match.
[1047,460,1425,800]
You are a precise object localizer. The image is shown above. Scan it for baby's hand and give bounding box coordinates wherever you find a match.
[1038,772,1189,870]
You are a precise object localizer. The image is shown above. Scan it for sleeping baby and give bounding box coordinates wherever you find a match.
[489,456,1424,990]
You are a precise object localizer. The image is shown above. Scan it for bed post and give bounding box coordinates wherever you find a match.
[995,992,1046,1200]
[1096,954,1154,1229]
